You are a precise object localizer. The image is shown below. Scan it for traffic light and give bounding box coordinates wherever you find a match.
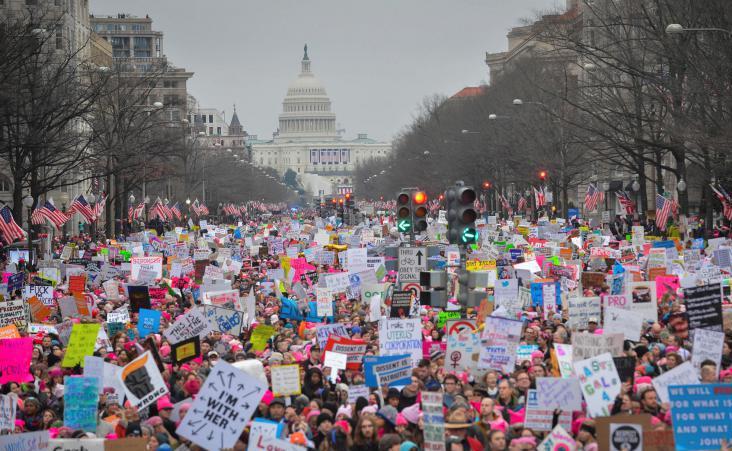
[446,184,478,245]
[457,269,490,307]
[539,170,547,182]
[482,181,491,189]
[345,193,355,209]
[412,191,428,232]
[396,191,412,233]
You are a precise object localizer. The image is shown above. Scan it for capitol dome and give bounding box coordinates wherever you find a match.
[277,45,338,142]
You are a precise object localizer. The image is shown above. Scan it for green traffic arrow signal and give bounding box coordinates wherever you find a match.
[397,218,412,233]
[460,227,478,243]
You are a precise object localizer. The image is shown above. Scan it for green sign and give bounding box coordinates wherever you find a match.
[460,227,478,244]
[437,311,462,328]
[397,218,412,233]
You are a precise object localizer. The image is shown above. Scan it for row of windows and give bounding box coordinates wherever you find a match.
[94,23,148,32]
[284,103,329,112]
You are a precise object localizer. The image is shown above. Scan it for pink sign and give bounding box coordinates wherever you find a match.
[656,275,680,301]
[0,337,33,384]
[422,340,446,359]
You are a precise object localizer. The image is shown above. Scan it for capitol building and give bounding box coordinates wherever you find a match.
[249,46,391,197]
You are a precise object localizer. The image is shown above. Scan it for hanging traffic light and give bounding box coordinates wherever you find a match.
[396,191,412,233]
[539,170,547,182]
[446,183,478,245]
[482,181,491,189]
[345,193,355,209]
[413,191,428,232]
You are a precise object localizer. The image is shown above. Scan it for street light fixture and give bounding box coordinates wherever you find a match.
[23,195,34,265]
[129,193,135,203]
[153,101,164,109]
[632,179,640,192]
[513,99,523,106]
[677,179,687,192]
[488,114,497,120]
[665,23,732,36]
[185,198,191,205]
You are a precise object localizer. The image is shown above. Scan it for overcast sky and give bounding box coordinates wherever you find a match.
[92,0,561,142]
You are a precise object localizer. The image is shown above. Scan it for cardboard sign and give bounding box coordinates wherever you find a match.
[62,324,100,368]
[478,316,523,373]
[0,324,20,339]
[372,355,412,386]
[571,332,624,361]
[651,361,700,404]
[691,328,724,377]
[0,431,50,451]
[525,389,573,432]
[567,296,601,330]
[422,391,445,451]
[164,307,213,344]
[535,377,582,411]
[315,323,348,349]
[63,376,99,432]
[204,305,244,336]
[250,325,276,351]
[130,256,163,280]
[605,306,643,341]
[323,351,348,372]
[0,393,17,431]
[669,384,732,451]
[118,352,168,411]
[24,285,53,305]
[378,317,422,366]
[176,361,266,450]
[0,298,26,328]
[554,343,574,378]
[271,364,301,397]
[171,336,201,365]
[316,287,334,317]
[572,352,621,418]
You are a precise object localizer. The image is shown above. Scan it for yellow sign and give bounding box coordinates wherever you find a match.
[62,323,100,368]
[517,226,529,237]
[251,325,276,351]
[466,260,496,272]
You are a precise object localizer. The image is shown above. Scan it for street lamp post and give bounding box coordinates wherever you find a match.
[128,193,135,233]
[23,195,34,267]
[666,23,732,37]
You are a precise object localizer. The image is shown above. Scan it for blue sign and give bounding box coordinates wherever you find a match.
[137,308,161,338]
[692,238,705,250]
[568,208,579,219]
[7,273,24,293]
[363,354,412,388]
[530,282,561,307]
[64,376,99,432]
[652,240,676,249]
[305,300,334,323]
[669,384,732,451]
[509,249,523,261]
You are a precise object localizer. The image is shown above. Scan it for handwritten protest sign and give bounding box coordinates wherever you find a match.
[315,323,348,349]
[605,307,643,341]
[324,335,367,370]
[0,431,50,450]
[323,351,349,372]
[478,316,523,373]
[164,307,213,344]
[176,361,266,451]
[24,285,53,306]
[62,324,100,368]
[525,388,573,432]
[571,332,624,361]
[251,325,276,351]
[573,352,621,418]
[536,377,582,411]
[118,352,168,411]
[130,256,163,280]
[651,361,700,404]
[204,305,244,336]
[378,317,422,365]
[422,392,446,451]
[567,296,601,330]
[538,425,576,451]
[271,364,301,397]
[0,299,25,328]
[554,344,574,378]
[0,324,19,339]
[691,328,724,377]
[63,376,99,432]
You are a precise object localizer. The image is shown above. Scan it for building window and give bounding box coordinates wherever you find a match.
[201,114,206,124]
[163,80,178,88]
[54,0,62,5]
[26,0,37,5]
[217,127,221,135]
[0,175,11,192]
[163,95,179,106]
[209,127,213,135]
[208,114,213,123]
[55,25,63,49]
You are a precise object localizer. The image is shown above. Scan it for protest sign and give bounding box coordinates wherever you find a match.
[27,296,51,322]
[422,391,445,451]
[691,328,724,377]
[378,317,422,365]
[567,296,601,330]
[347,385,370,404]
[445,319,479,373]
[651,361,700,404]
[248,418,280,450]
[573,352,621,417]
[62,323,100,368]
[271,364,301,397]
[436,311,461,328]
[595,414,652,451]
[315,323,348,349]
[626,281,658,323]
[683,283,723,331]
[525,389,573,432]
[164,307,213,344]
[316,287,334,317]
[389,290,413,318]
[0,431,50,450]
[669,384,732,451]
[0,324,19,339]
[554,343,574,378]
[571,332,624,361]
[107,307,130,325]
[171,335,201,365]
[478,316,523,373]
[605,306,643,341]
[613,356,636,385]
[323,351,348,372]
[538,425,576,451]
[137,308,161,338]
[251,324,276,351]
[63,376,99,432]
[536,377,583,411]
[126,285,151,312]
[130,256,163,280]
[324,335,367,370]
[0,393,16,432]
[83,356,105,394]
[119,351,168,411]
[363,354,412,388]
[176,361,266,451]
[55,320,74,346]
[68,275,86,299]
[204,305,244,336]
[49,438,105,450]
[0,298,25,328]
[104,438,148,451]
[24,285,53,306]
[206,289,239,308]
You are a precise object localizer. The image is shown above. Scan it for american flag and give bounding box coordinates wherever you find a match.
[69,195,96,223]
[200,203,209,216]
[615,191,636,215]
[710,184,732,221]
[533,186,546,207]
[655,194,674,231]
[499,194,513,214]
[32,201,69,229]
[0,206,26,244]
[584,183,603,212]
[517,196,527,211]
[128,202,145,220]
[92,194,107,219]
[170,202,182,221]
[190,199,202,216]
[149,200,168,221]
